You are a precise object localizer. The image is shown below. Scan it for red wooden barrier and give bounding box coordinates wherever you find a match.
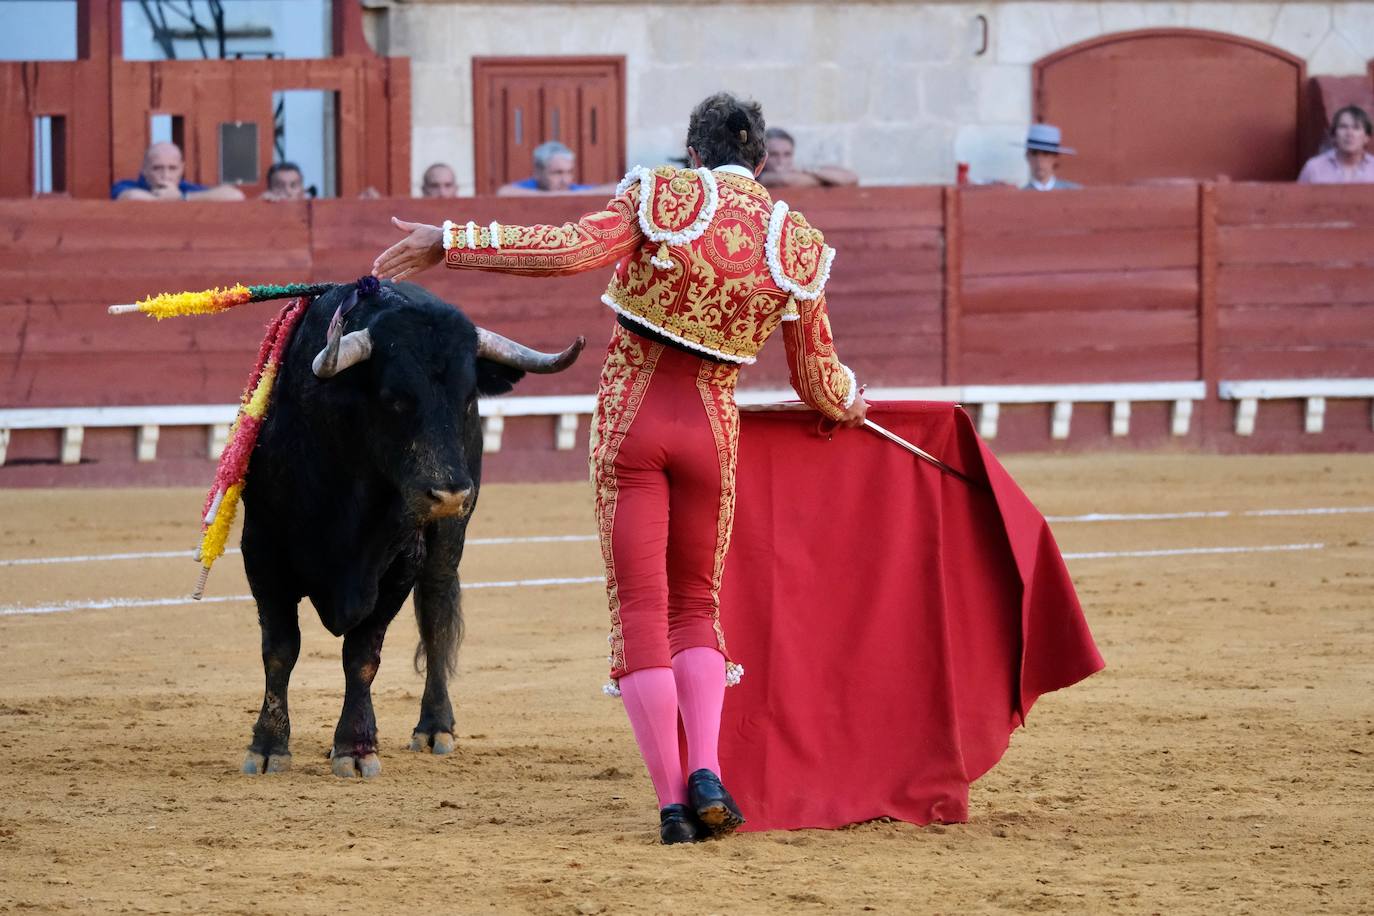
[1215,183,1374,379]
[956,185,1201,384]
[2,183,1372,486]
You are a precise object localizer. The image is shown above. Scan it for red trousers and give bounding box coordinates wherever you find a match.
[591,325,741,685]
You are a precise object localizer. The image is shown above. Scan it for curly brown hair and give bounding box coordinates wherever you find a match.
[685,92,767,170]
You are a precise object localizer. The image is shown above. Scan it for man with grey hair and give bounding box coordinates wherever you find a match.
[497,140,614,195]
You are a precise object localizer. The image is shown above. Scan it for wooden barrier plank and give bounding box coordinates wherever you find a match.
[1218,347,1374,379]
[0,200,311,251]
[962,228,1199,276]
[0,249,312,276]
[2,352,253,407]
[960,185,1198,234]
[1217,182,1374,227]
[1218,226,1374,266]
[1218,304,1374,349]
[961,268,1198,313]
[1217,264,1374,307]
[960,345,1200,384]
[961,308,1198,352]
[781,186,946,229]
[0,302,283,356]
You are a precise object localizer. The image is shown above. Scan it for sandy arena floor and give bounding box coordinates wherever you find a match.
[0,452,1371,914]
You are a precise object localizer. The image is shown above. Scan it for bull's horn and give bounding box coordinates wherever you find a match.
[312,329,374,378]
[476,328,584,374]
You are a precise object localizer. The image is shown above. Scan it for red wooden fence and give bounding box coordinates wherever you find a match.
[2,183,1372,485]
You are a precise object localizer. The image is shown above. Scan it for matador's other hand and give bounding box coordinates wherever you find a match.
[372,217,444,281]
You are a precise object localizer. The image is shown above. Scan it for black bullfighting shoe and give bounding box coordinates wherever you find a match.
[659,804,707,845]
[687,768,746,836]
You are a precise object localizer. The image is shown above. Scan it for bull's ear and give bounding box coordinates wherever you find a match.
[475,359,525,396]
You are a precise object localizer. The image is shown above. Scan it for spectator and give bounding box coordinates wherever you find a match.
[261,161,308,201]
[757,127,858,188]
[1021,124,1081,191]
[496,141,614,195]
[1298,105,1374,184]
[421,163,458,198]
[112,142,245,201]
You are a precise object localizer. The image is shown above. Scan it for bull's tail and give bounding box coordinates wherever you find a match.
[412,580,463,678]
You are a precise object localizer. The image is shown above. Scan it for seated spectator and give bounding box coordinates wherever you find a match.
[758,128,858,188]
[421,162,458,198]
[1298,105,1374,184]
[1022,124,1081,191]
[112,142,244,201]
[496,141,615,195]
[261,161,308,201]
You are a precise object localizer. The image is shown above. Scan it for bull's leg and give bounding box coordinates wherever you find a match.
[243,598,301,774]
[330,570,412,779]
[410,575,460,754]
[410,518,466,755]
[329,613,390,778]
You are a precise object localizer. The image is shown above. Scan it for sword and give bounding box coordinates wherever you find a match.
[861,418,984,489]
[738,401,983,489]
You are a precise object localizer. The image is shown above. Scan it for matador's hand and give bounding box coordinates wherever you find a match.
[372,217,444,281]
[838,396,869,429]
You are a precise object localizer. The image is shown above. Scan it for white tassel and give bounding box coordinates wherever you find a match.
[725,663,744,687]
[602,680,622,698]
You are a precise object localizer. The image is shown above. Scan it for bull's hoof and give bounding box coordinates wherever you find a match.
[242,750,292,775]
[409,730,456,755]
[331,752,382,779]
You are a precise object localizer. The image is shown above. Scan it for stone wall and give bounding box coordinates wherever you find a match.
[370,1,1374,193]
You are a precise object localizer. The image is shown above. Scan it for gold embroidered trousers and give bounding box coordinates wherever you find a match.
[591,325,741,684]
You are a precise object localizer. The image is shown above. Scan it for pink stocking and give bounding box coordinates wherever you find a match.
[618,667,686,808]
[672,646,725,777]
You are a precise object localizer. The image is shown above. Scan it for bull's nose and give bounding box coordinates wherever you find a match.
[427,487,474,518]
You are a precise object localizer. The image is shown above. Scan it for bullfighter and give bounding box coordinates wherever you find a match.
[373,92,869,844]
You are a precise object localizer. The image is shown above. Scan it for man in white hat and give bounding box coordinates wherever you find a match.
[1022,124,1081,191]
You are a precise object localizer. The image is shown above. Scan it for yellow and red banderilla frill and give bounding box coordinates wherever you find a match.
[109,282,331,597]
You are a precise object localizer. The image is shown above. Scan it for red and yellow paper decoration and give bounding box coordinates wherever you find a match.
[109,280,322,599]
[108,282,329,320]
[191,297,309,598]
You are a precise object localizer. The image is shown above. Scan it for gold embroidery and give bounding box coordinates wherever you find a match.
[720,224,750,256]
[591,327,663,676]
[650,168,705,233]
[695,359,742,662]
[775,207,828,295]
[601,176,804,363]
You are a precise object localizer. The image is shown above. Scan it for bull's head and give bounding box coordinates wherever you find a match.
[305,281,583,521]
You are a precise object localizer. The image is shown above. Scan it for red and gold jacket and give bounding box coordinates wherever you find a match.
[441,164,856,419]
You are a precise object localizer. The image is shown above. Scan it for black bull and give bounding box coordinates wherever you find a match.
[238,280,583,778]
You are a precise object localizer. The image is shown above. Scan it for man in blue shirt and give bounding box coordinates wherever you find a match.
[112,142,245,201]
[496,141,615,196]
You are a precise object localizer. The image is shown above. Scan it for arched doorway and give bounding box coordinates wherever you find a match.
[1034,29,1306,184]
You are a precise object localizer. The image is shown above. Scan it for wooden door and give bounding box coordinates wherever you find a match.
[472,56,625,195]
[1035,30,1306,184]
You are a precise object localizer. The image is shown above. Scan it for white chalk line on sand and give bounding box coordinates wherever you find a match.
[0,576,608,617]
[0,545,1330,618]
[0,535,600,568]
[3,505,1366,568]
[1061,542,1325,561]
[1045,506,1374,523]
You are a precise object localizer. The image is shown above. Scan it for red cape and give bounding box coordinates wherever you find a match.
[716,402,1104,830]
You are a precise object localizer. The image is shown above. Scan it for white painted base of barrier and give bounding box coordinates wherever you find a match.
[3,378,1371,466]
[1219,379,1374,436]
